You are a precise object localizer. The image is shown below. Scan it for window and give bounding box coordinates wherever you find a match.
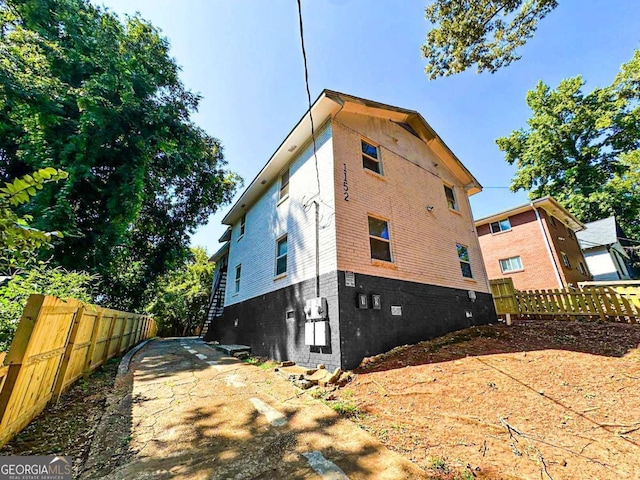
[567,227,574,240]
[368,216,392,262]
[276,235,288,276]
[234,264,241,293]
[561,251,571,268]
[549,215,557,227]
[444,184,458,211]
[361,139,382,174]
[578,261,587,275]
[490,218,511,234]
[239,214,246,238]
[499,256,523,273]
[279,168,289,200]
[457,244,473,278]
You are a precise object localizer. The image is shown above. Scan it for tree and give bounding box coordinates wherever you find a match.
[497,50,640,239]
[0,265,97,351]
[422,0,558,79]
[0,168,68,274]
[147,247,213,337]
[0,0,240,309]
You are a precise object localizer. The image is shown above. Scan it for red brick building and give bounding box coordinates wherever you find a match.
[475,197,592,290]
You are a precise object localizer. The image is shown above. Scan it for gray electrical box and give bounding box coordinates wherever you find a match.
[357,293,368,309]
[304,297,328,320]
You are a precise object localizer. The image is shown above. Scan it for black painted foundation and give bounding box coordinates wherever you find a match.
[205,270,497,371]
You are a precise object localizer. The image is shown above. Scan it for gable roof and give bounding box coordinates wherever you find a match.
[474,196,585,232]
[221,89,482,225]
[576,216,620,249]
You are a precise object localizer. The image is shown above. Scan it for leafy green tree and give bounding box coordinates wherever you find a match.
[422,0,558,79]
[0,0,240,309]
[0,168,68,274]
[0,265,97,351]
[147,247,213,337]
[497,50,640,239]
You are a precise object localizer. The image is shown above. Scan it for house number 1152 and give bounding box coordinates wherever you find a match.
[343,163,349,201]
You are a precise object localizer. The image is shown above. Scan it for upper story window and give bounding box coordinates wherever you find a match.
[500,256,523,273]
[561,251,571,268]
[490,218,511,234]
[578,261,587,275]
[567,227,575,239]
[239,213,246,238]
[279,168,290,201]
[234,264,242,293]
[457,244,473,278]
[276,235,288,276]
[361,139,382,174]
[444,184,458,211]
[368,216,392,262]
[549,215,557,227]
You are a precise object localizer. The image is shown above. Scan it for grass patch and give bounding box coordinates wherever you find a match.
[243,356,277,370]
[327,399,363,418]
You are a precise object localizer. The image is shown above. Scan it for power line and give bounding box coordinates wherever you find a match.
[296,0,320,197]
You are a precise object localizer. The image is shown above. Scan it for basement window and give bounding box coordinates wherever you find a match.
[561,251,571,268]
[368,216,392,262]
[361,139,382,174]
[444,184,458,211]
[457,244,473,278]
[499,256,523,273]
[276,235,288,276]
[490,218,511,234]
[234,264,242,293]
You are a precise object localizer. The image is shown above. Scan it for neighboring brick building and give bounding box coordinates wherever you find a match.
[475,197,592,290]
[204,90,496,370]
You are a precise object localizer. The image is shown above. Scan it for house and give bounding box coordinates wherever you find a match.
[576,216,637,281]
[204,90,496,371]
[475,197,592,291]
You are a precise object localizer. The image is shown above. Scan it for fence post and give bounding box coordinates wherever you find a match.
[114,315,128,356]
[83,310,103,377]
[52,306,85,402]
[102,313,118,364]
[0,295,45,427]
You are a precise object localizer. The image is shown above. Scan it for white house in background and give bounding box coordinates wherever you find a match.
[576,216,636,281]
[202,90,496,371]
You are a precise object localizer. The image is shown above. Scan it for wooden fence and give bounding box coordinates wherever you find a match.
[490,278,640,323]
[0,294,156,447]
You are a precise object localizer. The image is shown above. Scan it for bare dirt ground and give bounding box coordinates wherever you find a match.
[0,358,120,478]
[330,319,640,480]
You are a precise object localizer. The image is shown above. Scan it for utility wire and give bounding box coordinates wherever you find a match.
[296,0,321,197]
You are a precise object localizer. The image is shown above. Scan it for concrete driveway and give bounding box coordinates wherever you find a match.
[86,338,428,479]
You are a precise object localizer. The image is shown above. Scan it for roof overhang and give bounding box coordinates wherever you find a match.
[209,241,229,262]
[474,196,585,231]
[222,89,483,225]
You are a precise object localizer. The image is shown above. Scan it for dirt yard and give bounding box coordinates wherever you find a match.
[330,319,640,480]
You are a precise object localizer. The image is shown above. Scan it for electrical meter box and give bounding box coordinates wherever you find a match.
[304,297,328,320]
[304,320,329,346]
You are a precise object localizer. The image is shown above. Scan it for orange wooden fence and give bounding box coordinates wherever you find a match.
[0,294,156,447]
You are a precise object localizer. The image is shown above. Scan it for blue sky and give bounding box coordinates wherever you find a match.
[97,0,639,254]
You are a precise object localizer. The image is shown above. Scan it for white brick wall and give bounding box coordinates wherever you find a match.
[225,123,336,306]
[331,112,490,294]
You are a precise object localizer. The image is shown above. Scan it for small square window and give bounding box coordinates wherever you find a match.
[444,184,458,211]
[578,261,587,275]
[279,168,289,200]
[549,215,557,227]
[368,216,392,262]
[276,235,288,276]
[234,264,242,293]
[457,244,473,278]
[490,218,511,234]
[499,256,523,273]
[567,228,574,239]
[239,214,246,238]
[561,251,571,268]
[361,140,382,174]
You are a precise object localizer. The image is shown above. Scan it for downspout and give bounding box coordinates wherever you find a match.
[314,200,320,297]
[533,205,564,288]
